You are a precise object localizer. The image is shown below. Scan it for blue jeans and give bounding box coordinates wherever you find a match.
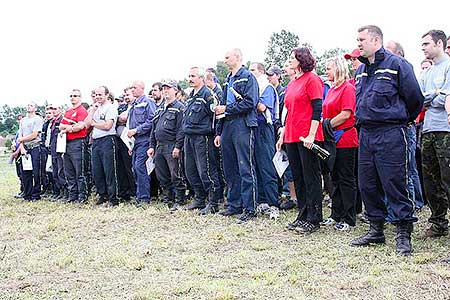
[133,141,151,203]
[407,124,424,208]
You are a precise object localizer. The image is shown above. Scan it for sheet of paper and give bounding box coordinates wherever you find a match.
[146,157,155,175]
[45,154,52,172]
[22,154,33,171]
[120,127,135,151]
[272,150,289,178]
[56,133,66,153]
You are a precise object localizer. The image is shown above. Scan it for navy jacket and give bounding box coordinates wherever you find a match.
[216,66,259,135]
[128,95,157,145]
[150,100,185,149]
[49,115,63,156]
[182,85,216,136]
[355,47,423,127]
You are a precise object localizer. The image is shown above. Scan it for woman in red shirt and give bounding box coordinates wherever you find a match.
[276,47,323,234]
[321,57,358,231]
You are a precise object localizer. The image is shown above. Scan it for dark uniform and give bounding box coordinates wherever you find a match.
[351,47,423,254]
[217,67,259,217]
[182,85,222,213]
[150,100,186,206]
[40,119,54,195]
[49,114,67,199]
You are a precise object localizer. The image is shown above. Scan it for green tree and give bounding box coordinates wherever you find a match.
[264,29,300,69]
[5,139,12,149]
[315,47,347,76]
[215,61,229,85]
[177,79,190,90]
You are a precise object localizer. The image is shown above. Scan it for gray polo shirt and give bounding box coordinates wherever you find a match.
[19,115,43,147]
[92,102,118,139]
[419,56,450,133]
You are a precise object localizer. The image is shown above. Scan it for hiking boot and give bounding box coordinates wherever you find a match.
[237,211,256,224]
[422,225,448,238]
[295,221,320,234]
[396,222,413,256]
[186,199,206,210]
[351,222,385,246]
[199,204,219,215]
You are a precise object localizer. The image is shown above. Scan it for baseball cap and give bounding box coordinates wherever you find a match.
[344,48,361,60]
[266,65,282,76]
[161,79,179,90]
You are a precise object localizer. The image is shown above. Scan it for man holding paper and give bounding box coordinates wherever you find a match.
[126,81,157,204]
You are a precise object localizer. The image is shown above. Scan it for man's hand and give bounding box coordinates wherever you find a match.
[172,147,180,159]
[147,148,155,157]
[215,105,226,115]
[214,136,221,147]
[127,128,137,138]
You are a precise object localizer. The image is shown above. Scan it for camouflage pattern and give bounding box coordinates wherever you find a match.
[421,132,450,232]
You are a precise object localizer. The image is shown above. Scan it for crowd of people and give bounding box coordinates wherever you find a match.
[11,25,450,258]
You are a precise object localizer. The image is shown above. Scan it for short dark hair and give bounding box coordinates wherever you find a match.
[422,29,447,50]
[358,25,383,42]
[152,82,162,90]
[292,47,316,73]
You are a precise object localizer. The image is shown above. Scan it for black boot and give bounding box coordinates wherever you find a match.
[200,203,219,215]
[186,197,206,210]
[396,222,413,256]
[351,222,385,246]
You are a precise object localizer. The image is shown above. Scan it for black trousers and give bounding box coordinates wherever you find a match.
[64,138,88,201]
[116,138,136,200]
[22,146,41,200]
[330,147,357,226]
[52,152,66,193]
[286,142,323,225]
[154,143,185,203]
[92,135,118,202]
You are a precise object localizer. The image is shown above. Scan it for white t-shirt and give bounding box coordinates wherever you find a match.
[92,102,118,139]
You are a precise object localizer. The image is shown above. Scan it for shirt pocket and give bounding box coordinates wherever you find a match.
[163,113,176,130]
[188,103,205,124]
[135,107,147,123]
[372,80,396,109]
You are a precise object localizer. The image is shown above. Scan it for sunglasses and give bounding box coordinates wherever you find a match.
[70,95,80,98]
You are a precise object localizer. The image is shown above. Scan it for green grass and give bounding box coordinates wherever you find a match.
[0,155,449,300]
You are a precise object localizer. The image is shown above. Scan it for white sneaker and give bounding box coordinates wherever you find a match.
[269,206,280,220]
[320,217,336,226]
[256,203,270,214]
[334,222,352,231]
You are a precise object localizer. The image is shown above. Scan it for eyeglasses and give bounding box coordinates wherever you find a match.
[70,95,80,98]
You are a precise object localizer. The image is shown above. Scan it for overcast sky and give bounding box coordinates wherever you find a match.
[1,0,449,107]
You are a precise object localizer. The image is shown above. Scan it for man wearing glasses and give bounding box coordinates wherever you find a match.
[59,89,89,203]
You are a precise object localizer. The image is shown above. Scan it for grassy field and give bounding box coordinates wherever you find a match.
[0,156,449,300]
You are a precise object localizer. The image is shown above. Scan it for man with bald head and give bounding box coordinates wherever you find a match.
[214,48,259,223]
[126,80,157,204]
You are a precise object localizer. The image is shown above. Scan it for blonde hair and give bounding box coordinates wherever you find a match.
[326,56,349,87]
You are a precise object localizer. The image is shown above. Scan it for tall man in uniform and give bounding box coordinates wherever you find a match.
[127,81,157,204]
[17,102,44,201]
[85,86,119,206]
[183,67,222,214]
[147,80,186,211]
[419,29,450,238]
[59,89,89,203]
[350,25,423,255]
[214,48,259,223]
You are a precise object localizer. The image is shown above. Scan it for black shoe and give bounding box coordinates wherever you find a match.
[186,200,206,210]
[14,192,24,199]
[280,199,296,210]
[396,222,413,256]
[200,204,219,215]
[351,222,385,246]
[95,197,107,205]
[219,209,242,217]
[287,219,305,231]
[295,221,319,234]
[237,211,256,224]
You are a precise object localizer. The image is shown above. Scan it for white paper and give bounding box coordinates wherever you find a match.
[146,157,155,175]
[45,154,52,172]
[22,154,33,171]
[272,150,289,178]
[120,127,135,151]
[56,133,66,153]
